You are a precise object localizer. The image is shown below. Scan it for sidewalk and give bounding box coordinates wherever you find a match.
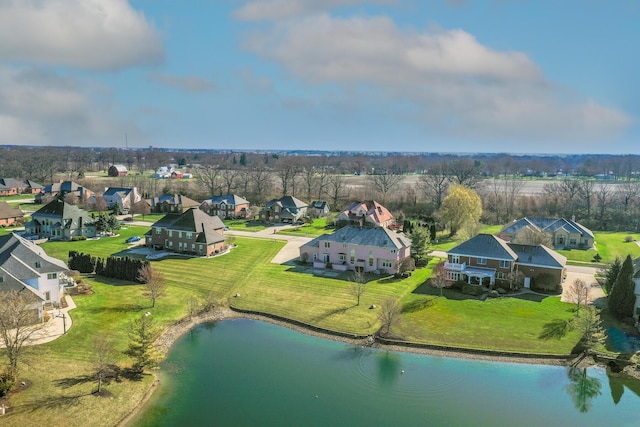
[27,294,76,346]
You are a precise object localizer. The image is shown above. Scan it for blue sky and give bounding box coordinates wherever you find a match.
[0,0,637,154]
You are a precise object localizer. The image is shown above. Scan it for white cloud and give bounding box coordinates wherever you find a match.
[0,66,145,146]
[0,0,163,70]
[235,0,394,21]
[150,73,216,92]
[242,13,631,142]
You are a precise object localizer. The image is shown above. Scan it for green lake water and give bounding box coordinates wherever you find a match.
[132,319,640,427]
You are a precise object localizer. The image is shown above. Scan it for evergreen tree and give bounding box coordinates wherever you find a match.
[604,257,622,295]
[123,314,163,376]
[409,227,431,264]
[608,255,636,320]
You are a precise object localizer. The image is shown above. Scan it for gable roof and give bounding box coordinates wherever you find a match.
[266,196,308,209]
[103,187,134,197]
[507,243,567,269]
[151,194,199,208]
[448,234,518,261]
[110,164,128,172]
[339,200,393,224]
[0,178,43,190]
[203,194,250,206]
[0,201,24,220]
[32,199,93,225]
[310,200,329,210]
[501,217,594,239]
[151,209,225,245]
[302,226,411,250]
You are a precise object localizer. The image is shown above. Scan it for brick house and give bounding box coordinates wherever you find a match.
[299,226,411,275]
[200,194,250,219]
[145,208,226,256]
[150,194,200,214]
[36,181,93,204]
[334,200,394,228]
[445,234,567,291]
[0,201,24,227]
[0,178,43,196]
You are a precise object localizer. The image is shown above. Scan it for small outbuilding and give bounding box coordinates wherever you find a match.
[108,165,128,177]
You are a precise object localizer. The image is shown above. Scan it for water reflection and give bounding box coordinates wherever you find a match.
[376,351,402,388]
[607,371,640,405]
[566,367,602,412]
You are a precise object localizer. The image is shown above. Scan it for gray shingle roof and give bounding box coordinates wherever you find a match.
[103,187,133,197]
[266,196,308,209]
[449,234,518,261]
[501,217,594,239]
[33,199,93,226]
[507,243,567,269]
[0,201,23,220]
[303,226,411,250]
[203,194,250,206]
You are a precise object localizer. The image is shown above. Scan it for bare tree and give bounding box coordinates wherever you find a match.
[221,166,241,195]
[196,164,223,196]
[368,173,404,203]
[249,167,273,204]
[92,336,116,395]
[349,269,367,306]
[0,290,47,377]
[92,195,108,212]
[430,261,450,297]
[131,199,151,220]
[138,264,166,308]
[566,278,591,317]
[276,161,300,197]
[417,162,449,210]
[325,175,349,209]
[377,297,402,336]
[516,227,553,248]
[594,183,612,228]
[449,158,481,188]
[577,179,595,221]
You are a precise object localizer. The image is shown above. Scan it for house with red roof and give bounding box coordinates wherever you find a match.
[335,200,394,228]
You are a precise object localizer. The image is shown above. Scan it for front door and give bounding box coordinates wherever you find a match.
[524,277,531,288]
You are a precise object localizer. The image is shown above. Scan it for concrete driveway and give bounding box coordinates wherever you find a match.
[227,225,313,265]
[562,265,605,306]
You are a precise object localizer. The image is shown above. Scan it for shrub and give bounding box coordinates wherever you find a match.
[451,280,466,290]
[625,235,634,243]
[0,370,16,397]
[300,252,309,263]
[489,290,499,298]
[71,235,87,241]
[461,285,484,296]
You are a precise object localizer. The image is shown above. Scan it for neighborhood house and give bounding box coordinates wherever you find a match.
[26,199,96,240]
[299,225,412,275]
[0,201,24,227]
[499,217,595,250]
[200,194,250,219]
[445,233,567,291]
[0,178,43,196]
[260,196,308,223]
[150,194,200,214]
[0,233,70,317]
[36,181,93,204]
[145,208,226,256]
[335,200,394,228]
[100,187,142,210]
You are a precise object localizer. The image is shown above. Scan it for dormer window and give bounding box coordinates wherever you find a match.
[35,261,41,268]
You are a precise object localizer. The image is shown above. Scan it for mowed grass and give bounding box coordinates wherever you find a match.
[277,218,335,238]
[430,224,503,252]
[225,219,268,232]
[557,231,640,264]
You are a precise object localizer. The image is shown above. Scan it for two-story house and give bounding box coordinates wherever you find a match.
[260,196,308,223]
[150,194,200,214]
[499,217,595,250]
[299,226,412,275]
[36,180,93,204]
[308,200,330,218]
[200,194,250,219]
[101,187,142,210]
[444,233,567,291]
[334,200,394,228]
[26,199,96,240]
[145,208,226,256]
[0,233,70,316]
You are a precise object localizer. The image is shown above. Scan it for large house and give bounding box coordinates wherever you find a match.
[100,187,142,210]
[499,217,595,250]
[260,196,308,223]
[0,233,70,315]
[299,226,412,275]
[200,194,250,219]
[0,201,24,227]
[335,200,394,228]
[26,199,96,240]
[36,181,93,204]
[444,234,567,291]
[150,194,199,214]
[145,208,226,256]
[0,178,43,196]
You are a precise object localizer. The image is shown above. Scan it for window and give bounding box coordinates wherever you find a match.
[324,241,331,248]
[449,271,461,281]
[451,255,460,264]
[178,231,183,239]
[155,227,162,234]
[339,254,346,262]
[569,238,577,245]
[0,276,3,283]
[322,254,330,263]
[35,261,41,268]
[499,260,510,269]
[192,243,196,251]
[45,291,51,301]
[168,230,173,237]
[477,257,487,265]
[368,251,374,267]
[313,253,318,261]
[187,232,193,239]
[496,272,507,280]
[350,250,355,264]
[390,249,397,254]
[382,260,392,268]
[47,273,57,279]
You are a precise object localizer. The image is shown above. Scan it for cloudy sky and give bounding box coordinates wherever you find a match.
[0,0,637,153]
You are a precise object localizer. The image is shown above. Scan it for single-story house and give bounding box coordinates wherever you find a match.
[499,217,595,250]
[334,200,394,228]
[145,208,226,256]
[0,178,43,195]
[299,225,412,275]
[200,194,250,219]
[444,233,567,291]
[260,196,308,223]
[0,201,24,227]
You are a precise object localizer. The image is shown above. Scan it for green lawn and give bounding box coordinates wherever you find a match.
[0,194,35,202]
[430,224,502,252]
[557,232,640,264]
[277,218,335,238]
[4,230,589,425]
[225,219,268,232]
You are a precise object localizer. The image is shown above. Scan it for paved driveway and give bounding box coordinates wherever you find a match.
[227,225,313,265]
[561,265,605,306]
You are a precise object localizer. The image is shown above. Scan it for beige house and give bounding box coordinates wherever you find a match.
[499,217,594,250]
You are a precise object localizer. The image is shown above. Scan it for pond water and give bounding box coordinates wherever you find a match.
[132,319,640,427]
[607,326,640,353]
